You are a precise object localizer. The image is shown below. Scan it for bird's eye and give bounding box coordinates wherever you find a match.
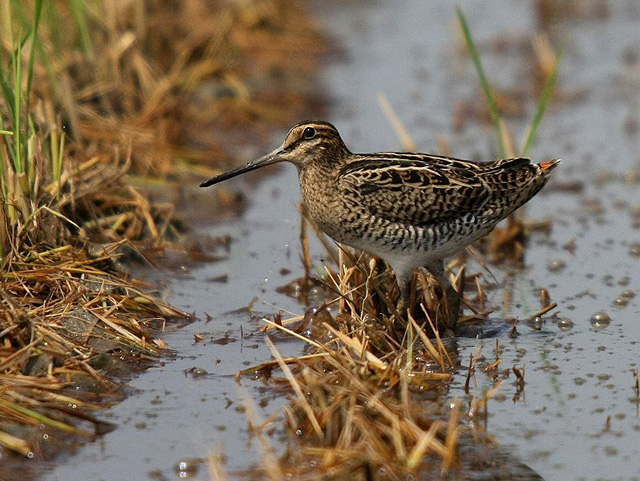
[302,126,316,139]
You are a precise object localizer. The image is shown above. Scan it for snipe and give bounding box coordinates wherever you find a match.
[201,121,559,332]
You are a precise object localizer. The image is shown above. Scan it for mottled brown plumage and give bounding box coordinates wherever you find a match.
[201,121,559,331]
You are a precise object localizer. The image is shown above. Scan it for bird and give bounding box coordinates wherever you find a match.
[200,120,559,332]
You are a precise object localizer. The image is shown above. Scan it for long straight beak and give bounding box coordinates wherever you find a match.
[199,146,284,188]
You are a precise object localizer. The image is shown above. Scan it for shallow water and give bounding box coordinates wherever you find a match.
[41,1,640,480]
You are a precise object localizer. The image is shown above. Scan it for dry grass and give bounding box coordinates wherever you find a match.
[275,318,455,472]
[0,111,187,455]
[236,310,459,480]
[235,222,494,479]
[16,0,324,178]
[226,283,511,480]
[0,239,189,457]
[0,0,325,459]
[226,243,547,479]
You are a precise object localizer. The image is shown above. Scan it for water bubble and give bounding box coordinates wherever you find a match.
[557,317,574,331]
[530,316,544,330]
[191,368,208,378]
[174,458,201,478]
[621,289,636,299]
[590,311,611,329]
[301,306,335,338]
[613,297,629,308]
[547,259,566,272]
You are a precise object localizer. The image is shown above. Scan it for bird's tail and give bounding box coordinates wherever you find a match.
[539,159,561,174]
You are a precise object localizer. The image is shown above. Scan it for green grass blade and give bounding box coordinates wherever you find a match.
[520,47,563,158]
[7,0,30,31]
[57,132,65,183]
[0,5,17,126]
[51,130,65,198]
[0,65,16,116]
[456,6,507,159]
[25,0,44,102]
[12,45,23,174]
[0,128,8,199]
[0,399,92,437]
[70,0,94,58]
[42,2,63,57]
[0,113,18,166]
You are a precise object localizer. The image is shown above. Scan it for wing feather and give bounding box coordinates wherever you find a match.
[338,154,536,227]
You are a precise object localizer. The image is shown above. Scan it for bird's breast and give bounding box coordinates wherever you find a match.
[298,168,356,241]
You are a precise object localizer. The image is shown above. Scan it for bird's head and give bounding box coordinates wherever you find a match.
[199,121,349,187]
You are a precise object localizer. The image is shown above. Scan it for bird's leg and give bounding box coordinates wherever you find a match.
[444,284,461,331]
[395,270,413,318]
[425,260,459,334]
